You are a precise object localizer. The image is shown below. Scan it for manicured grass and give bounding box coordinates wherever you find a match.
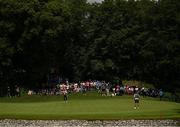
[0,92,179,120]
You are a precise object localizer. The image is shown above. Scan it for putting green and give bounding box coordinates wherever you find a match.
[0,93,179,120]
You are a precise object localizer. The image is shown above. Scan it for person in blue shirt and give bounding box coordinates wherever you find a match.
[159,89,164,101]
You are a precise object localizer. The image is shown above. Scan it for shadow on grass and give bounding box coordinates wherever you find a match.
[174,109,180,114]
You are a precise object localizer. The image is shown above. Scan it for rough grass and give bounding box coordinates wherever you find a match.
[0,92,179,120]
[122,80,155,88]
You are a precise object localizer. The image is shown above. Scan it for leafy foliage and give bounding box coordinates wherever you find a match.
[0,0,179,93]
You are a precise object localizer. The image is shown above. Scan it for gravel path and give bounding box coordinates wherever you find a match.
[0,119,179,127]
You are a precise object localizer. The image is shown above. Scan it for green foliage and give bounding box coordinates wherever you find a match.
[0,0,180,92]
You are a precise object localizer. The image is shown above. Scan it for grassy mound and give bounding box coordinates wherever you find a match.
[122,80,155,88]
[0,92,179,120]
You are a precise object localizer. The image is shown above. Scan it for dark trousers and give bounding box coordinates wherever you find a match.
[64,94,68,101]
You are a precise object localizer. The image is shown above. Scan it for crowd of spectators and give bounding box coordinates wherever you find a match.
[27,80,165,98]
[6,80,179,102]
[7,85,20,98]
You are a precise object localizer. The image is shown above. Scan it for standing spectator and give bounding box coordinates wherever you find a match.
[141,87,146,98]
[105,82,110,96]
[159,89,164,101]
[120,86,125,96]
[112,87,116,96]
[82,82,86,95]
[133,92,140,109]
[135,86,139,93]
[62,84,68,103]
[15,85,20,97]
[116,85,120,96]
[7,86,11,98]
[101,83,106,96]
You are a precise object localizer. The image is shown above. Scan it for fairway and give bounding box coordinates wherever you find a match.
[0,93,179,120]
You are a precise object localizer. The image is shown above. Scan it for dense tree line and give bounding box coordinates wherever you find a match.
[0,0,179,95]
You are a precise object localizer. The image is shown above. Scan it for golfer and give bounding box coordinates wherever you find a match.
[62,84,68,103]
[134,92,140,109]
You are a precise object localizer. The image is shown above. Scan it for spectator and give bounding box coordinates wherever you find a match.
[62,84,68,103]
[120,86,125,96]
[159,89,164,101]
[7,86,11,98]
[15,85,20,97]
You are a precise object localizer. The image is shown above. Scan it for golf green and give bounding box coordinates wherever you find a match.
[0,93,179,120]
